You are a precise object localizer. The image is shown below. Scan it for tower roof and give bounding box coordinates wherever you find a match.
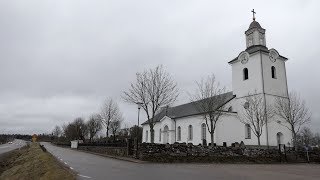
[248,20,262,30]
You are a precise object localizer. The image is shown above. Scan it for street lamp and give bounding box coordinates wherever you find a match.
[135,102,143,158]
[136,102,143,127]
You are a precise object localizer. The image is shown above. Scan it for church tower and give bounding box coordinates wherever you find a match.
[228,10,290,146]
[228,10,289,99]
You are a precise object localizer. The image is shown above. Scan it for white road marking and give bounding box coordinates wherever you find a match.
[78,174,92,179]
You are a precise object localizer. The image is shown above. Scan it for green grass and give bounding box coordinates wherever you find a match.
[0,143,75,180]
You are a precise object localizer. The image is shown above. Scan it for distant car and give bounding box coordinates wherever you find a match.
[8,142,13,144]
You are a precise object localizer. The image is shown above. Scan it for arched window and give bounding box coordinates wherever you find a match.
[145,130,148,142]
[177,126,181,141]
[245,124,251,139]
[188,125,193,140]
[159,129,161,142]
[271,66,276,79]
[243,68,249,80]
[201,123,206,140]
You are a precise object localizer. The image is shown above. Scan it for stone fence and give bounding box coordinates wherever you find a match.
[138,143,320,163]
[77,146,128,157]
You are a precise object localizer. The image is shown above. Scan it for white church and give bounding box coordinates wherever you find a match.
[142,14,292,147]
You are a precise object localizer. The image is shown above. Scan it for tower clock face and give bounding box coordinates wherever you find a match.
[269,49,279,63]
[238,51,249,64]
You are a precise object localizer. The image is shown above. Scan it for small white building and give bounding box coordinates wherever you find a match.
[142,16,292,147]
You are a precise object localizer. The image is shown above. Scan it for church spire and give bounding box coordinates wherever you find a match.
[245,9,266,48]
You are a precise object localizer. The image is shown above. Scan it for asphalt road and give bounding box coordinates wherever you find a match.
[0,139,26,155]
[41,142,320,180]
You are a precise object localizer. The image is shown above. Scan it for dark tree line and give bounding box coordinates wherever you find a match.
[0,134,32,144]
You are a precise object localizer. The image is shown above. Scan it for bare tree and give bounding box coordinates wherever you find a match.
[274,91,311,148]
[123,65,178,143]
[313,132,320,146]
[190,74,228,145]
[300,127,313,146]
[100,98,121,138]
[239,94,274,146]
[109,114,123,142]
[52,125,62,138]
[87,114,103,142]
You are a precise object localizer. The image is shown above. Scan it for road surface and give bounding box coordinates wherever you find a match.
[41,142,320,180]
[0,139,26,155]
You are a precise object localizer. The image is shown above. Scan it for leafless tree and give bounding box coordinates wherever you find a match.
[123,65,178,143]
[313,132,320,146]
[100,98,122,138]
[274,91,311,148]
[239,93,274,146]
[87,114,103,142]
[190,74,228,145]
[52,125,62,138]
[110,114,123,141]
[300,127,313,146]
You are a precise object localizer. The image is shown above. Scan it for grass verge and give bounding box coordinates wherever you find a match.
[0,143,75,180]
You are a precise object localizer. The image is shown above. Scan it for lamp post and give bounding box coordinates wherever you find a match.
[135,102,143,158]
[136,102,142,127]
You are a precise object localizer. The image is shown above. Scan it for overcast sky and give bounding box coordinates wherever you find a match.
[0,0,319,135]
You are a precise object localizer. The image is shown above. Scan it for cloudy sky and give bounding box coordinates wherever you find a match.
[0,0,319,135]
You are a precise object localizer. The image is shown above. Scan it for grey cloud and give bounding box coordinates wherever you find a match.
[0,0,319,134]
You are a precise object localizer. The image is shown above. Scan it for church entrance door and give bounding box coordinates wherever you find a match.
[163,125,169,144]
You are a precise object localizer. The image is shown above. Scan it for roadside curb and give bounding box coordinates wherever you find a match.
[50,143,147,164]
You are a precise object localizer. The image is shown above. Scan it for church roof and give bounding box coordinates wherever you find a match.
[141,92,236,125]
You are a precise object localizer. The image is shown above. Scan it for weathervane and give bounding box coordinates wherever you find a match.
[251,9,256,21]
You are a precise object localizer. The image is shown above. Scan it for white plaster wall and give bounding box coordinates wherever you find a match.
[231,52,264,98]
[265,94,293,146]
[232,97,268,146]
[142,116,175,144]
[175,115,206,145]
[142,124,150,143]
[261,51,288,97]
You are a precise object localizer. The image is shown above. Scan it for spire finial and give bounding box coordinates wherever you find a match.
[251,9,256,21]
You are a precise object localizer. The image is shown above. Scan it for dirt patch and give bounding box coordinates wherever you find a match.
[0,143,75,180]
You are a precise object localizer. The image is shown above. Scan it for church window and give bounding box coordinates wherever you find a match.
[145,130,148,142]
[201,123,206,140]
[245,124,251,139]
[243,68,249,80]
[188,125,193,140]
[271,66,276,79]
[159,129,161,142]
[177,126,181,141]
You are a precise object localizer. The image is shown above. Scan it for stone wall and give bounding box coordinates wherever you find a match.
[77,146,128,157]
[138,143,319,163]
